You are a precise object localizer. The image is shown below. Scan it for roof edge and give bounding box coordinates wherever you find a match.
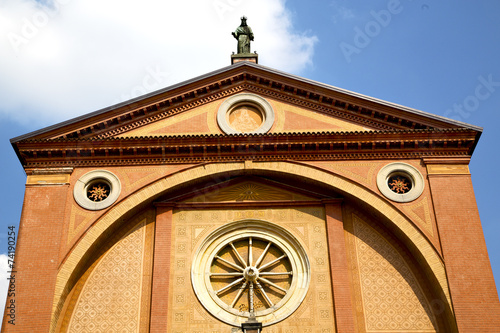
[242,62,483,132]
[10,61,483,143]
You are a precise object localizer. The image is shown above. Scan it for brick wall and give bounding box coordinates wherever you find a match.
[2,184,69,332]
[428,173,500,332]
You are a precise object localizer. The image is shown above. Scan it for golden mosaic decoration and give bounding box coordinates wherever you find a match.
[229,105,263,133]
[352,215,438,332]
[87,184,109,201]
[388,175,411,194]
[67,222,146,332]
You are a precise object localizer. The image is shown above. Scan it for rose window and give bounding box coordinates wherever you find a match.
[192,220,310,327]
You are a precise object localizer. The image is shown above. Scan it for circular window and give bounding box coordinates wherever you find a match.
[86,180,111,202]
[387,174,412,194]
[74,170,121,210]
[217,93,275,134]
[191,220,310,327]
[377,163,424,202]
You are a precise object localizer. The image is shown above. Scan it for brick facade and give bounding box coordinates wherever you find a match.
[428,172,500,331]
[4,61,499,332]
[2,185,69,332]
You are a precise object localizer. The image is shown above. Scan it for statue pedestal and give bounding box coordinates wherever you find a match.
[241,315,263,333]
[231,53,258,64]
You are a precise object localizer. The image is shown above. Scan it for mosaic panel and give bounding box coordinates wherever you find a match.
[67,221,146,332]
[352,214,438,332]
[169,206,334,332]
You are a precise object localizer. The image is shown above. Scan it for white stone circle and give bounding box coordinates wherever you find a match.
[376,162,424,203]
[217,93,275,135]
[73,170,121,210]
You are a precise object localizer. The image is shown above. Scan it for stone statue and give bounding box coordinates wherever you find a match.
[232,16,254,54]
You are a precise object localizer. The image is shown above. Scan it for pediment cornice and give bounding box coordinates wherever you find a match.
[16,128,479,168]
[12,62,481,143]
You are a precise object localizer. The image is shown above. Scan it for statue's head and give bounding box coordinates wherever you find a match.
[240,16,248,26]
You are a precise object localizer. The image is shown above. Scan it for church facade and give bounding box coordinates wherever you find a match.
[4,53,500,332]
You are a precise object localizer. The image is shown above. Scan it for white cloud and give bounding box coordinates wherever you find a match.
[0,254,10,327]
[330,1,355,23]
[0,0,318,127]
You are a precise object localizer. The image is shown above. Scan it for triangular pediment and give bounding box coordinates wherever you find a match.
[11,62,482,168]
[11,62,481,143]
[112,92,370,138]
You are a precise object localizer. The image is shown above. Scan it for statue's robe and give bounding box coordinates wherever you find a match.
[234,26,253,54]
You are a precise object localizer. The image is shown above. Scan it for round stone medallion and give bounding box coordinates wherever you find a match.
[228,105,263,133]
[376,163,424,203]
[73,170,121,211]
[217,93,275,135]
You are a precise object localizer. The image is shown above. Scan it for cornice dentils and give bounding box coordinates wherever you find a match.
[91,86,245,139]
[246,85,393,131]
[19,127,474,143]
[22,151,471,168]
[60,79,246,140]
[17,129,477,168]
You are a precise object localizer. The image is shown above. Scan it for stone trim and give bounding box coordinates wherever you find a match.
[217,93,274,135]
[426,164,470,175]
[28,167,74,175]
[73,170,121,210]
[377,163,424,203]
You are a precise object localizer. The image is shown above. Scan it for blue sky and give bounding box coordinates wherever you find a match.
[0,0,499,315]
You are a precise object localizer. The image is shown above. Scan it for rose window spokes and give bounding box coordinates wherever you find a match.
[209,237,293,315]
